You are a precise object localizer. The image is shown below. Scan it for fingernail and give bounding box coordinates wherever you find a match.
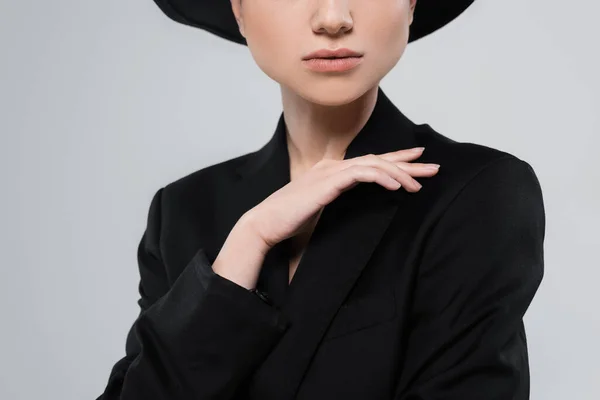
[426,164,440,170]
[412,147,425,152]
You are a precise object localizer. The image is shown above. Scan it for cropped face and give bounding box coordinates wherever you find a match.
[231,0,417,106]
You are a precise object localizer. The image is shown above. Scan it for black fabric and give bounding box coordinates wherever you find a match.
[96,86,545,399]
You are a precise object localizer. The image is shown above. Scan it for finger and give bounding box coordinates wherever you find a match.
[333,154,421,191]
[378,147,425,162]
[387,163,423,191]
[333,165,407,192]
[395,162,441,177]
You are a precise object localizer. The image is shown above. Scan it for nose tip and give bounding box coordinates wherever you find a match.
[312,6,353,36]
[320,20,352,36]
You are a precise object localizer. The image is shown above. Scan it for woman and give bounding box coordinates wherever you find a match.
[97,0,545,399]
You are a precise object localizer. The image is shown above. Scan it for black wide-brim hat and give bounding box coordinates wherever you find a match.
[153,0,476,45]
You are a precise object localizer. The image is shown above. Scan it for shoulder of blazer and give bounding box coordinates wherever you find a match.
[159,145,263,203]
[415,122,523,174]
[413,122,534,184]
[403,123,540,221]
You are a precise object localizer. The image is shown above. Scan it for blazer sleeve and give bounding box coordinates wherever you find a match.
[394,156,545,400]
[96,187,291,400]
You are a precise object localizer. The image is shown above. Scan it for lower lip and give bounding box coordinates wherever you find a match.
[302,56,363,72]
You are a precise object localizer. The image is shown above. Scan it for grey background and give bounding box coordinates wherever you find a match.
[1,0,598,399]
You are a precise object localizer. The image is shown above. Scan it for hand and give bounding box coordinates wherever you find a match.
[246,147,439,250]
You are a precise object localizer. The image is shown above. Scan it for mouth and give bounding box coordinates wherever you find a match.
[315,56,362,60]
[301,56,364,73]
[302,48,364,60]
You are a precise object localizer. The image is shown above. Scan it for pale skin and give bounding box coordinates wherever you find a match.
[212,0,438,289]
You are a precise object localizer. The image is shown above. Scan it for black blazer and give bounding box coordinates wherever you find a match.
[97,87,545,400]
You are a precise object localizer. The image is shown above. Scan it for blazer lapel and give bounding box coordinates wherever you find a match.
[233,87,419,400]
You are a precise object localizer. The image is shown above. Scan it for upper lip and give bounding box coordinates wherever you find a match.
[302,48,363,60]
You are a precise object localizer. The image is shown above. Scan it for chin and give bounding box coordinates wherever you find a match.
[288,79,378,107]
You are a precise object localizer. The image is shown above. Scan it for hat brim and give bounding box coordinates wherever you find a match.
[153,0,476,45]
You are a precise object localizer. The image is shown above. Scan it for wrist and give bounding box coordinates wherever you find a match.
[212,218,270,290]
[236,211,273,255]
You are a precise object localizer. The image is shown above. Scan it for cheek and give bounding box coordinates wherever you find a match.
[243,8,298,82]
[365,6,411,68]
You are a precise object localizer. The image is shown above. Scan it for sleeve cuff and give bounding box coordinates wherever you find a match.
[190,247,291,332]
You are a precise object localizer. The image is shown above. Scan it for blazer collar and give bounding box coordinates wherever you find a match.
[232,86,419,400]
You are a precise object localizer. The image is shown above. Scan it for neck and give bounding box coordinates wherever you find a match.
[279,85,379,179]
